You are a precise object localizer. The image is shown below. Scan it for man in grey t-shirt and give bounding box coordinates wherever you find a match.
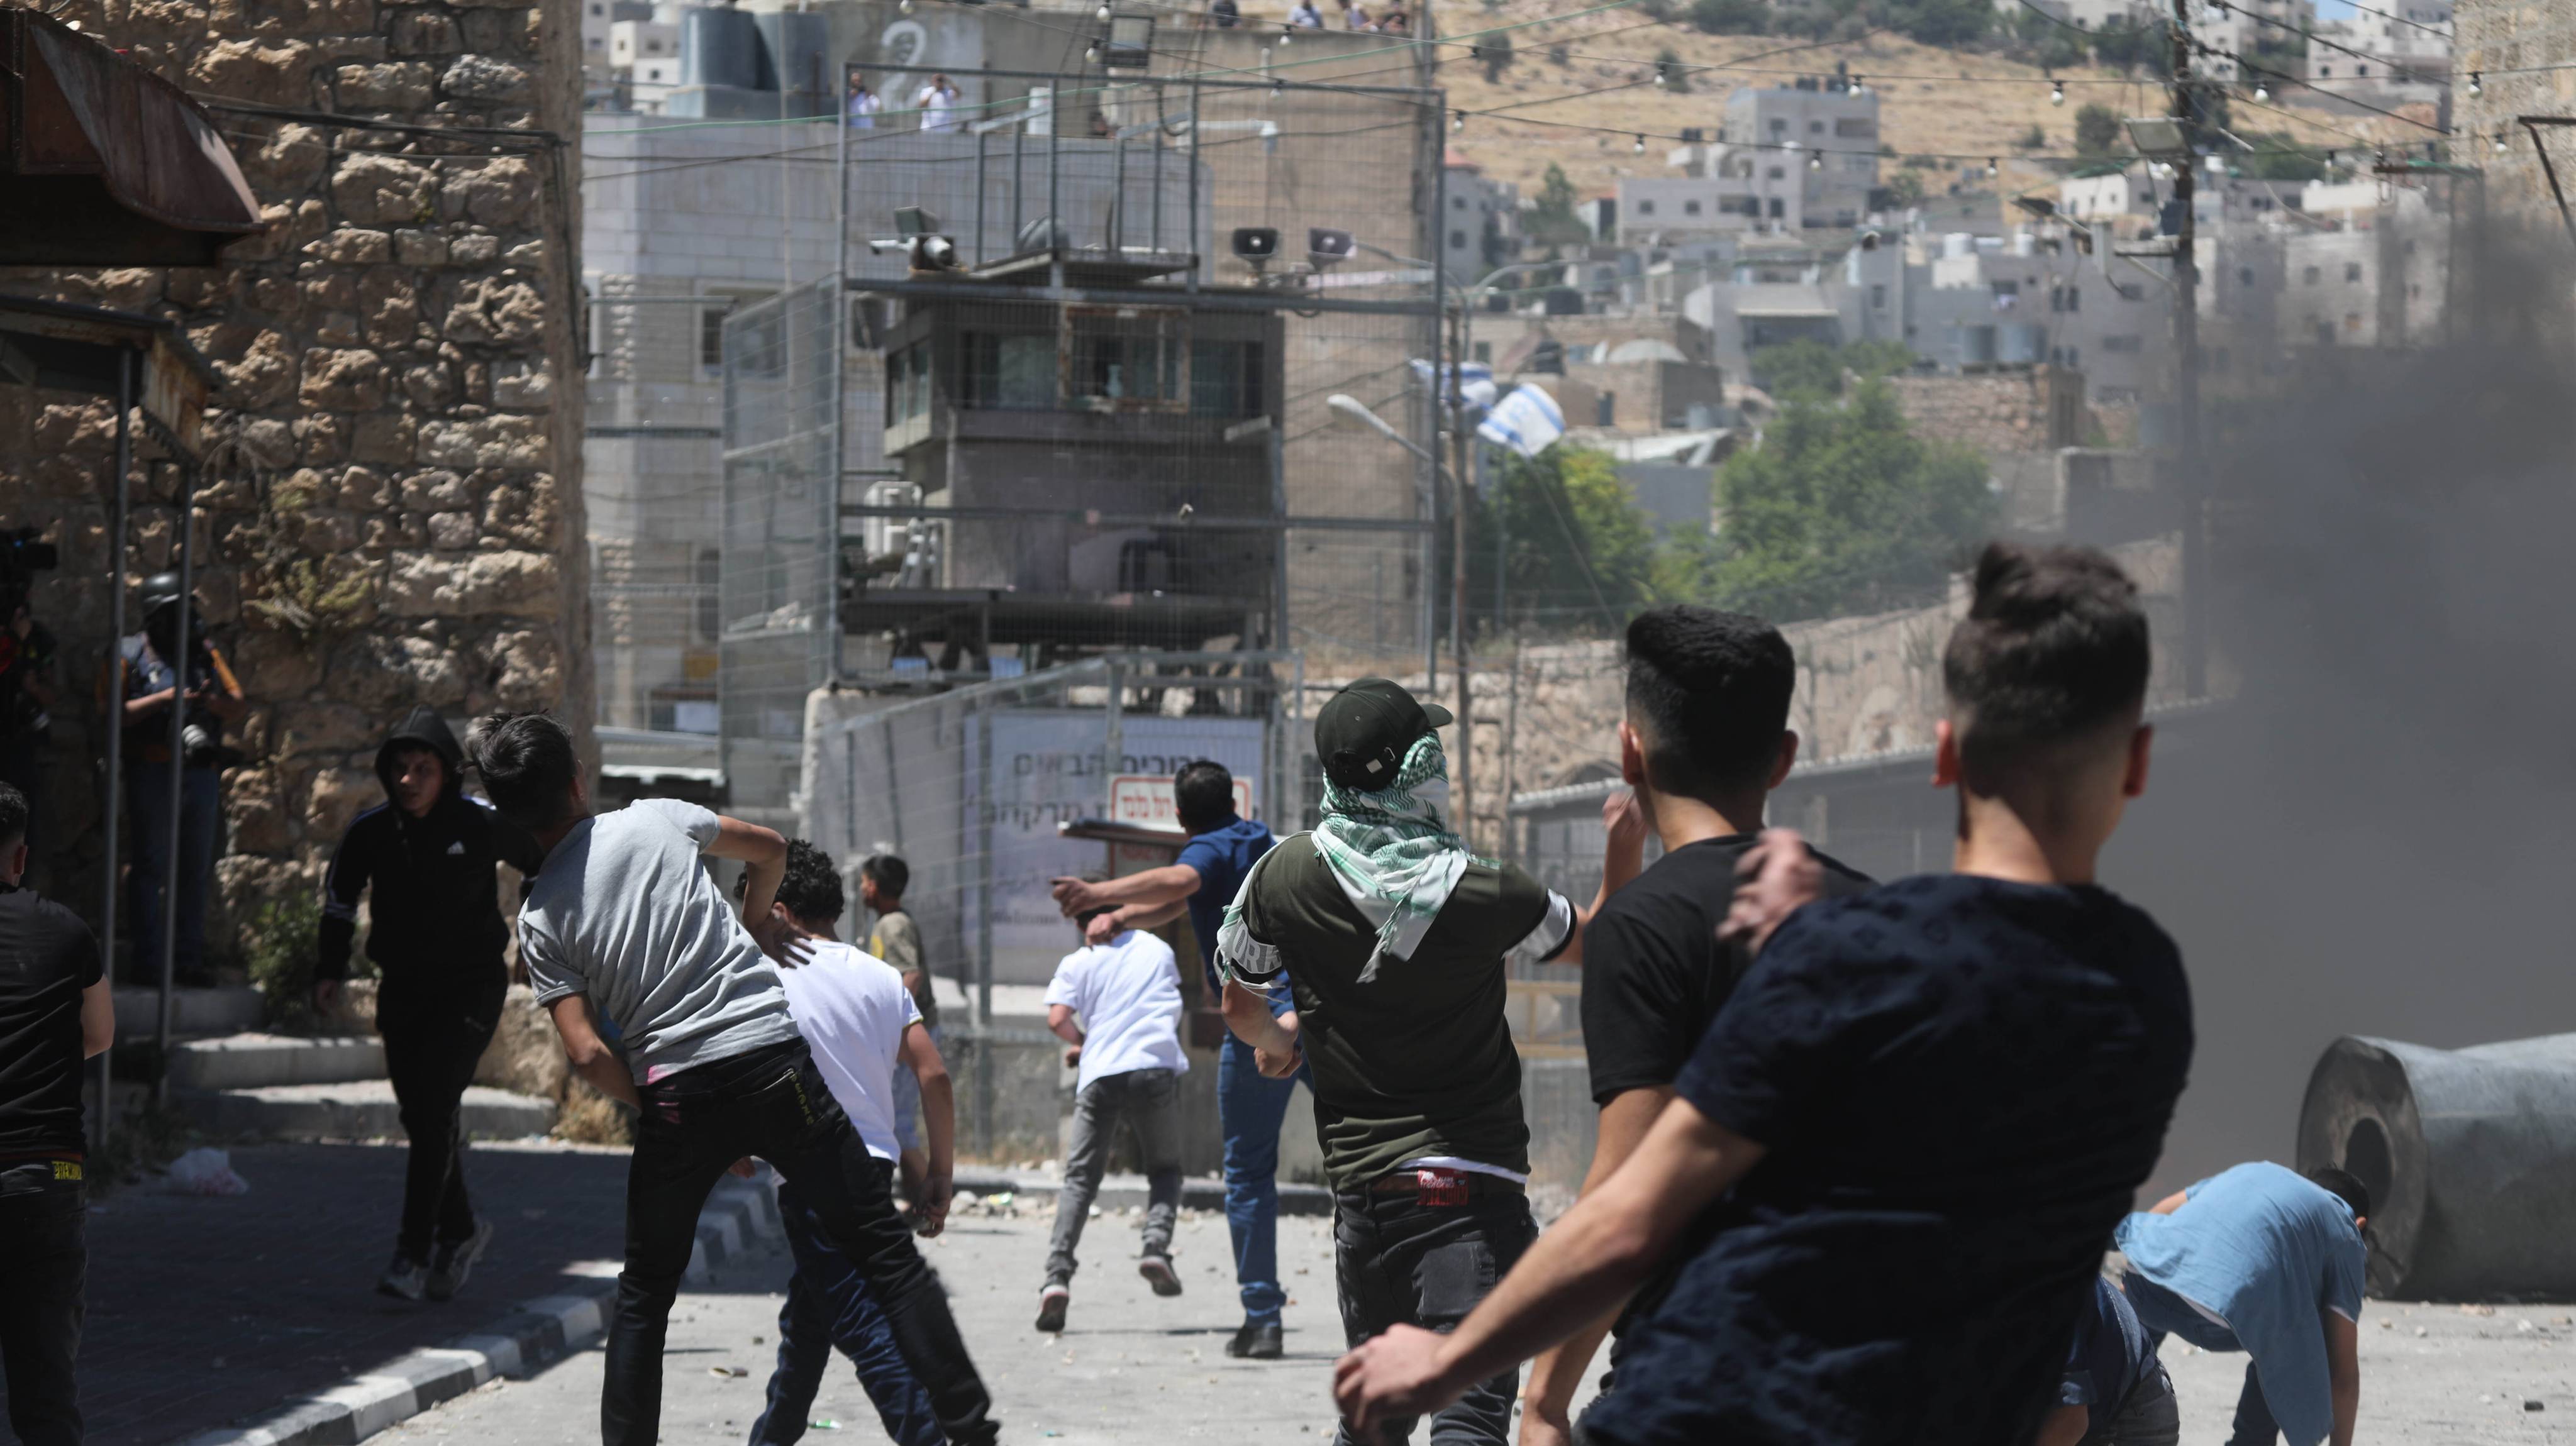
[476,712,997,1446]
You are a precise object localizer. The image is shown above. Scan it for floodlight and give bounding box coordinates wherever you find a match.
[2124,116,2190,160]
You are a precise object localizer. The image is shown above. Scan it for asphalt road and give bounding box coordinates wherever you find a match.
[375,1195,2576,1445]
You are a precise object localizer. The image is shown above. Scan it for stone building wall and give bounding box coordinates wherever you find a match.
[0,0,586,951]
[2455,0,2576,226]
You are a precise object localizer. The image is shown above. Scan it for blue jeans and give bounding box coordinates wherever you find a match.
[2119,1272,2277,1446]
[127,761,219,981]
[748,1176,942,1446]
[1218,1030,1308,1325]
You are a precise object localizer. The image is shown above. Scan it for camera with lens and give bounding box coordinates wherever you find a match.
[180,722,233,768]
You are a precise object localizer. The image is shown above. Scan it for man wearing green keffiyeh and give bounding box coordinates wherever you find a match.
[1213,677,1644,1446]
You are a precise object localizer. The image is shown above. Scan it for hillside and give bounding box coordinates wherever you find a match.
[1248,3,2432,211]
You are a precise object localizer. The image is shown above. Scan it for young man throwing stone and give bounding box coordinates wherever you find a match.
[1217,678,1640,1446]
[476,712,996,1446]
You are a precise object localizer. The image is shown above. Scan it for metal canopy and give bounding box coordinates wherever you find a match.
[0,8,265,266]
[0,292,220,458]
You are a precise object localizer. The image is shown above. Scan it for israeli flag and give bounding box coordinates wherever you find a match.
[1476,384,1565,460]
[1410,359,1499,413]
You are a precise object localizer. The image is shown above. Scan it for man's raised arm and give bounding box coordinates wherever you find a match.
[1050,864,1202,919]
[706,816,788,927]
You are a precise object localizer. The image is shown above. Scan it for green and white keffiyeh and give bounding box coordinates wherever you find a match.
[1216,732,1470,984]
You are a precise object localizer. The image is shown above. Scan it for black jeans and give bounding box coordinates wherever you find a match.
[1333,1183,1539,1446]
[0,1160,87,1446]
[603,1039,994,1446]
[749,1174,941,1446]
[379,975,504,1261]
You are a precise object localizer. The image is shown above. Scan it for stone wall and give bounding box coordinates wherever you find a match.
[2455,0,2576,227]
[0,0,587,951]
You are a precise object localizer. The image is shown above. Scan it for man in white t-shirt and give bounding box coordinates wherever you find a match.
[1035,895,1189,1333]
[474,712,995,1446]
[916,74,958,133]
[741,841,953,1446]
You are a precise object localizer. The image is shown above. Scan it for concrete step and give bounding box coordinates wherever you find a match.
[179,1080,557,1141]
[167,1033,386,1091]
[114,986,267,1040]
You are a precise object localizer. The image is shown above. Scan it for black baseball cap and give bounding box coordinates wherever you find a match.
[1316,678,1453,790]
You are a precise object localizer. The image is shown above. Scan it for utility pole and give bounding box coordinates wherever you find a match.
[2169,0,2207,700]
[1448,299,1474,847]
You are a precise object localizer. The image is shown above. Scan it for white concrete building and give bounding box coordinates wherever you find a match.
[1441,148,1521,285]
[1618,78,1878,240]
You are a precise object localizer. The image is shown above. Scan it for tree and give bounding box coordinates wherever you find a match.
[2073,102,2124,159]
[1882,0,1990,48]
[1468,446,1658,632]
[1698,380,1996,622]
[1526,163,1592,246]
[1653,46,1689,92]
[2090,15,2169,74]
[1687,0,1768,33]
[1746,338,1913,400]
[2239,129,2326,182]
[1473,30,1515,83]
[1879,167,1926,209]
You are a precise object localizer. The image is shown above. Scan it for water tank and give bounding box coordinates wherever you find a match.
[1941,231,1971,259]
[2011,229,2035,257]
[680,7,764,90]
[757,10,830,106]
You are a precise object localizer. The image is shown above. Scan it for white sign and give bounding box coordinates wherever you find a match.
[1109,773,1254,831]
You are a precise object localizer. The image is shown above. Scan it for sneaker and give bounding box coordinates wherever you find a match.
[1138,1254,1183,1298]
[1226,1320,1285,1360]
[377,1253,428,1301]
[426,1220,495,1302]
[1035,1284,1070,1333]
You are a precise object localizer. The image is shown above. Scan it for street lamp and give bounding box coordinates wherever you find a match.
[1326,393,1434,460]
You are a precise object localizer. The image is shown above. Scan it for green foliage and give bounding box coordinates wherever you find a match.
[2007,8,2086,70]
[1747,338,1913,400]
[1547,41,1570,65]
[1883,0,1990,47]
[2089,16,2168,73]
[2015,123,2047,150]
[2073,102,2124,159]
[1701,380,1998,622]
[242,890,338,1032]
[1526,163,1592,245]
[1880,167,1926,208]
[1473,30,1515,82]
[1469,446,1658,630]
[1653,46,1689,92]
[1685,0,1767,33]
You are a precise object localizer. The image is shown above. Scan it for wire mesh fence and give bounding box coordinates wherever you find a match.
[801,650,1299,1157]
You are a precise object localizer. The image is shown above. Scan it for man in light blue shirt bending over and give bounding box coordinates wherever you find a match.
[2114,1162,2368,1446]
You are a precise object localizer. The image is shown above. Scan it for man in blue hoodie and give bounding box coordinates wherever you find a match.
[316,705,548,1303]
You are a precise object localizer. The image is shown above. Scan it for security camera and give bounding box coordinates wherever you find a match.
[1306,226,1355,270]
[1231,226,1280,272]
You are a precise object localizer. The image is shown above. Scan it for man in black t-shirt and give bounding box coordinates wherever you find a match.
[0,780,113,1446]
[1520,605,1871,1446]
[1337,543,2194,1446]
[1218,678,1640,1446]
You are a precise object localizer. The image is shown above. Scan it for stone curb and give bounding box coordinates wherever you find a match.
[168,1173,781,1446]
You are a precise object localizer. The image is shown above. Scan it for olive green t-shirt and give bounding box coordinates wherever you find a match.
[1219,834,1574,1191]
[868,908,935,1032]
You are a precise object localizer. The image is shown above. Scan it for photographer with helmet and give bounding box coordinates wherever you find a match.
[114,572,243,987]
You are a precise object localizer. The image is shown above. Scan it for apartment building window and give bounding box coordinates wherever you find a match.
[1684,199,1702,216]
[1768,197,1784,218]
[1808,119,1824,133]
[1870,283,1887,309]
[2302,265,2321,285]
[2238,267,2256,287]
[700,304,728,368]
[1767,167,1785,180]
[2345,312,2363,332]
[2102,334,2142,353]
[1450,229,1467,248]
[1638,200,1656,216]
[2345,262,2363,283]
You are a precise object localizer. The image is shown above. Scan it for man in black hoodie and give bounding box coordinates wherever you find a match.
[316,706,547,1301]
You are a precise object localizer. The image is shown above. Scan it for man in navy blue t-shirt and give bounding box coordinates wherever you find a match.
[2044,1275,2178,1446]
[1052,760,1299,1359]
[1334,542,2196,1446]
